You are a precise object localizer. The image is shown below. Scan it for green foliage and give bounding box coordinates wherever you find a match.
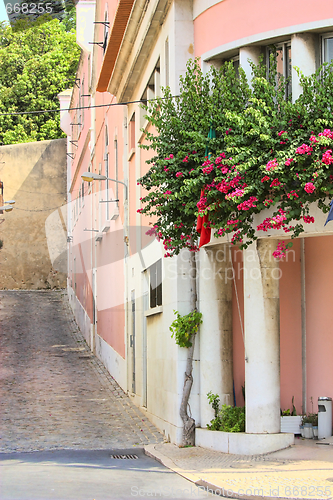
[302,413,318,425]
[60,0,76,32]
[0,17,80,144]
[207,391,220,418]
[138,55,333,257]
[169,309,202,348]
[281,395,297,416]
[206,393,245,432]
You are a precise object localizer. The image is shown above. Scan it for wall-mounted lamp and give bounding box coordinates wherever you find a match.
[5,200,15,205]
[0,205,14,212]
[81,172,128,200]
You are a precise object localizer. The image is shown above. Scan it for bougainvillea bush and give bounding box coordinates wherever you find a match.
[138,56,333,258]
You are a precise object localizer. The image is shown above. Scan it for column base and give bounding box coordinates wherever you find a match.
[195,428,294,455]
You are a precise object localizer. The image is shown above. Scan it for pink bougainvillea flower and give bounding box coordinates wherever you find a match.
[296,144,312,155]
[285,158,293,166]
[303,215,315,223]
[261,176,270,182]
[273,241,287,259]
[202,165,214,174]
[287,190,299,199]
[237,196,258,211]
[322,150,333,165]
[304,182,315,194]
[270,178,281,187]
[266,158,279,171]
[318,129,333,138]
[225,188,244,200]
[176,172,183,178]
[278,130,286,136]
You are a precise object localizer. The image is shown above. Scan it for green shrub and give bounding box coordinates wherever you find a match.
[207,393,245,432]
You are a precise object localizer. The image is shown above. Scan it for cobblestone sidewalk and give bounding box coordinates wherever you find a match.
[0,290,162,453]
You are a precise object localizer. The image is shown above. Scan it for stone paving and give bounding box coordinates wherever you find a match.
[0,290,163,453]
[145,440,333,499]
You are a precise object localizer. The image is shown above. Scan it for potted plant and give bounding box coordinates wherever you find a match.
[310,413,318,438]
[281,397,301,434]
[302,415,314,439]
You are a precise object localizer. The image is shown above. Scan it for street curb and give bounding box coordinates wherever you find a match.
[144,445,327,500]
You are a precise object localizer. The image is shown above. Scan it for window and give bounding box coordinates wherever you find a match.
[322,34,333,63]
[82,181,85,207]
[165,38,169,87]
[149,260,162,309]
[81,77,85,129]
[114,137,118,201]
[103,10,109,54]
[140,60,161,128]
[129,113,135,151]
[267,42,292,99]
[104,126,109,219]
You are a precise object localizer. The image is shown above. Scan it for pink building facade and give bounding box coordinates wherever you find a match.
[59,0,333,451]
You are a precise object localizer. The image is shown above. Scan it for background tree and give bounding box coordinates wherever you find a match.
[0,17,80,144]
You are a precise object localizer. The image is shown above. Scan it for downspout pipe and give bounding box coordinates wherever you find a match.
[301,238,306,415]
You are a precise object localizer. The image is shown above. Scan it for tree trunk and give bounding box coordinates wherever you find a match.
[179,249,197,446]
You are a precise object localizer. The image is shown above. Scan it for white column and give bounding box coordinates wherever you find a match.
[239,46,262,87]
[243,239,280,434]
[291,33,317,102]
[199,244,233,427]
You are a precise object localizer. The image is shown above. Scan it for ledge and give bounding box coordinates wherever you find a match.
[128,148,135,161]
[144,305,163,317]
[195,428,294,455]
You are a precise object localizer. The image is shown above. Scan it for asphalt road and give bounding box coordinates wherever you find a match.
[0,448,214,499]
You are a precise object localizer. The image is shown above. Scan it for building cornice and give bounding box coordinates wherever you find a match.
[96,0,136,92]
[97,0,171,101]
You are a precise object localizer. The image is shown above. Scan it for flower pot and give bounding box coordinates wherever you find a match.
[304,423,313,439]
[281,415,302,434]
[313,426,318,438]
[300,425,305,438]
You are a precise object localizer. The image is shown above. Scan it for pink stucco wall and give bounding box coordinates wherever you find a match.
[305,236,333,411]
[232,235,333,415]
[279,239,302,414]
[232,247,245,407]
[194,0,333,58]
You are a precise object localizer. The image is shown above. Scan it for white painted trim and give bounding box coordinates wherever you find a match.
[144,305,163,317]
[193,0,224,20]
[195,428,294,455]
[201,19,333,61]
[95,333,127,392]
[205,200,333,248]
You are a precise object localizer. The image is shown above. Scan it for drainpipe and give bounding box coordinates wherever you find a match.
[301,238,307,415]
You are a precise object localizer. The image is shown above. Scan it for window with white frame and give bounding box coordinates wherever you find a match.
[267,42,292,99]
[104,126,109,219]
[81,181,85,207]
[114,137,118,203]
[103,8,109,54]
[149,260,162,309]
[322,34,333,64]
[165,38,169,87]
[140,60,161,128]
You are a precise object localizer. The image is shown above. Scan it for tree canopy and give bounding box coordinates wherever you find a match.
[138,57,333,258]
[0,17,80,144]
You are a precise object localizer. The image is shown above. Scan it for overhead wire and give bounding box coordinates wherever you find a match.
[0,95,180,117]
